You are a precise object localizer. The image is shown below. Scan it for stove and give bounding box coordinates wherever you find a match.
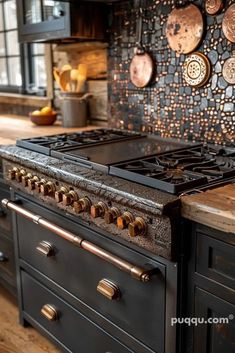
[15,129,235,194]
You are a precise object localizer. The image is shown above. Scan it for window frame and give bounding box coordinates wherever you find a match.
[0,0,49,96]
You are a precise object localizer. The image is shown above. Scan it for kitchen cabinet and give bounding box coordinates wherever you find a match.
[0,163,16,296]
[185,222,235,353]
[17,1,107,43]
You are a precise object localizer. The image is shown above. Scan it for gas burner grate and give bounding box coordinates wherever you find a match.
[110,145,235,194]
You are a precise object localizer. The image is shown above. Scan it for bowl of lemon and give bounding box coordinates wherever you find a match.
[30,106,57,126]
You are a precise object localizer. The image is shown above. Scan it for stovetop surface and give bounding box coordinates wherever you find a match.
[16,128,235,195]
[110,145,235,194]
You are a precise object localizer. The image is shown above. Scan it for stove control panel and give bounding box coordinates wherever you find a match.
[6,165,159,252]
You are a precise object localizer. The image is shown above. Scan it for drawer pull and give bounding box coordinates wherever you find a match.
[97,279,120,300]
[36,241,54,257]
[0,251,8,262]
[41,304,58,321]
[1,199,157,283]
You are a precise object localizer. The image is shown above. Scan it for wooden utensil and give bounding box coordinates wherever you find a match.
[166,3,204,54]
[130,7,154,88]
[59,69,71,92]
[70,69,79,92]
[76,64,88,92]
[205,0,223,15]
[222,51,235,84]
[53,67,64,91]
[61,64,72,72]
[183,52,211,87]
[222,4,235,43]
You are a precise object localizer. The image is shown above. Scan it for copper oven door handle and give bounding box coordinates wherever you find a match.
[1,199,156,282]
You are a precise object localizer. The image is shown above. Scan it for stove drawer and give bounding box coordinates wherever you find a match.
[14,197,166,353]
[21,271,132,353]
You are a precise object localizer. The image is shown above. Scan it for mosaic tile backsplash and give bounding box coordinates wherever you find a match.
[108,0,235,145]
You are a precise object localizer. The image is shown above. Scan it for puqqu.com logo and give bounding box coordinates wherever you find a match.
[171,314,234,327]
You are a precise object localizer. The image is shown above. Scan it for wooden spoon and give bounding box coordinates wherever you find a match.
[53,67,63,90]
[59,69,71,91]
[70,69,79,92]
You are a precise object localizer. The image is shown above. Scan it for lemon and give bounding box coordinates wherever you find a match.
[31,110,41,116]
[40,106,53,115]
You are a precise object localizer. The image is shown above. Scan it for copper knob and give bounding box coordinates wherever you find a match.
[55,187,69,203]
[28,176,39,190]
[8,167,19,180]
[117,212,134,230]
[90,202,107,218]
[62,190,78,206]
[21,173,33,187]
[15,169,27,182]
[73,197,91,214]
[104,207,120,224]
[41,181,55,196]
[128,217,147,237]
[35,179,47,193]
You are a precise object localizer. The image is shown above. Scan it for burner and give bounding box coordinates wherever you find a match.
[110,145,235,194]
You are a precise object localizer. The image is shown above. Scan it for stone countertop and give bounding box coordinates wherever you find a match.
[181,183,235,234]
[0,115,99,144]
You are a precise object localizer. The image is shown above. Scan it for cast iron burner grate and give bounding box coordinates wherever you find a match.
[16,129,143,155]
[109,146,235,194]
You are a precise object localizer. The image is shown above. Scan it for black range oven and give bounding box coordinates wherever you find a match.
[7,191,178,353]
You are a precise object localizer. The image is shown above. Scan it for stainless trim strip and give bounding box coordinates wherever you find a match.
[2,199,154,282]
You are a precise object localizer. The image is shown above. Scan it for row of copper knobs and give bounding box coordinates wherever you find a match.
[8,167,147,237]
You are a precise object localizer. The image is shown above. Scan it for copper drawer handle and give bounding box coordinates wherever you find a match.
[97,279,120,300]
[36,241,54,257]
[41,304,58,321]
[1,199,155,283]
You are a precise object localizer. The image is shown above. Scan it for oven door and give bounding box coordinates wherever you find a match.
[4,193,177,353]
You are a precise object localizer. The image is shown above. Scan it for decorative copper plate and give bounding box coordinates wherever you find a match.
[222,4,235,43]
[223,51,235,84]
[130,52,154,88]
[205,0,223,15]
[183,52,211,87]
[166,4,204,54]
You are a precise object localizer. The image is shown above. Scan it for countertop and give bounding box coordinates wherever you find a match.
[0,115,99,144]
[181,183,235,234]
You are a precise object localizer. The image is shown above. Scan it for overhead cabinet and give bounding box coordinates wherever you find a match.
[17,1,107,43]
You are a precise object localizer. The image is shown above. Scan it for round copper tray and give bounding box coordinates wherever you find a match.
[183,52,211,87]
[205,0,223,15]
[166,4,204,54]
[223,51,235,84]
[222,4,235,43]
[130,52,154,88]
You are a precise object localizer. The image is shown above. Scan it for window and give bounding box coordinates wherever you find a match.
[0,0,47,95]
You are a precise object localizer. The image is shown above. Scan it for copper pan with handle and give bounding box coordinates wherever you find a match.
[130,7,154,88]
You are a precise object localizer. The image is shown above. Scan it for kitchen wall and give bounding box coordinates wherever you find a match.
[108,0,235,145]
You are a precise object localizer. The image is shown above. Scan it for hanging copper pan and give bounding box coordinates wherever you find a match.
[222,4,235,43]
[166,4,204,54]
[205,0,223,15]
[130,9,154,88]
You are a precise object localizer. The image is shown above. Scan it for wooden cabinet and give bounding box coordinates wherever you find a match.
[194,288,235,353]
[0,179,16,296]
[185,222,235,353]
[17,1,107,43]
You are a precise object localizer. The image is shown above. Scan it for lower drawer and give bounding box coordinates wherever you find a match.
[0,234,15,278]
[21,271,133,353]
